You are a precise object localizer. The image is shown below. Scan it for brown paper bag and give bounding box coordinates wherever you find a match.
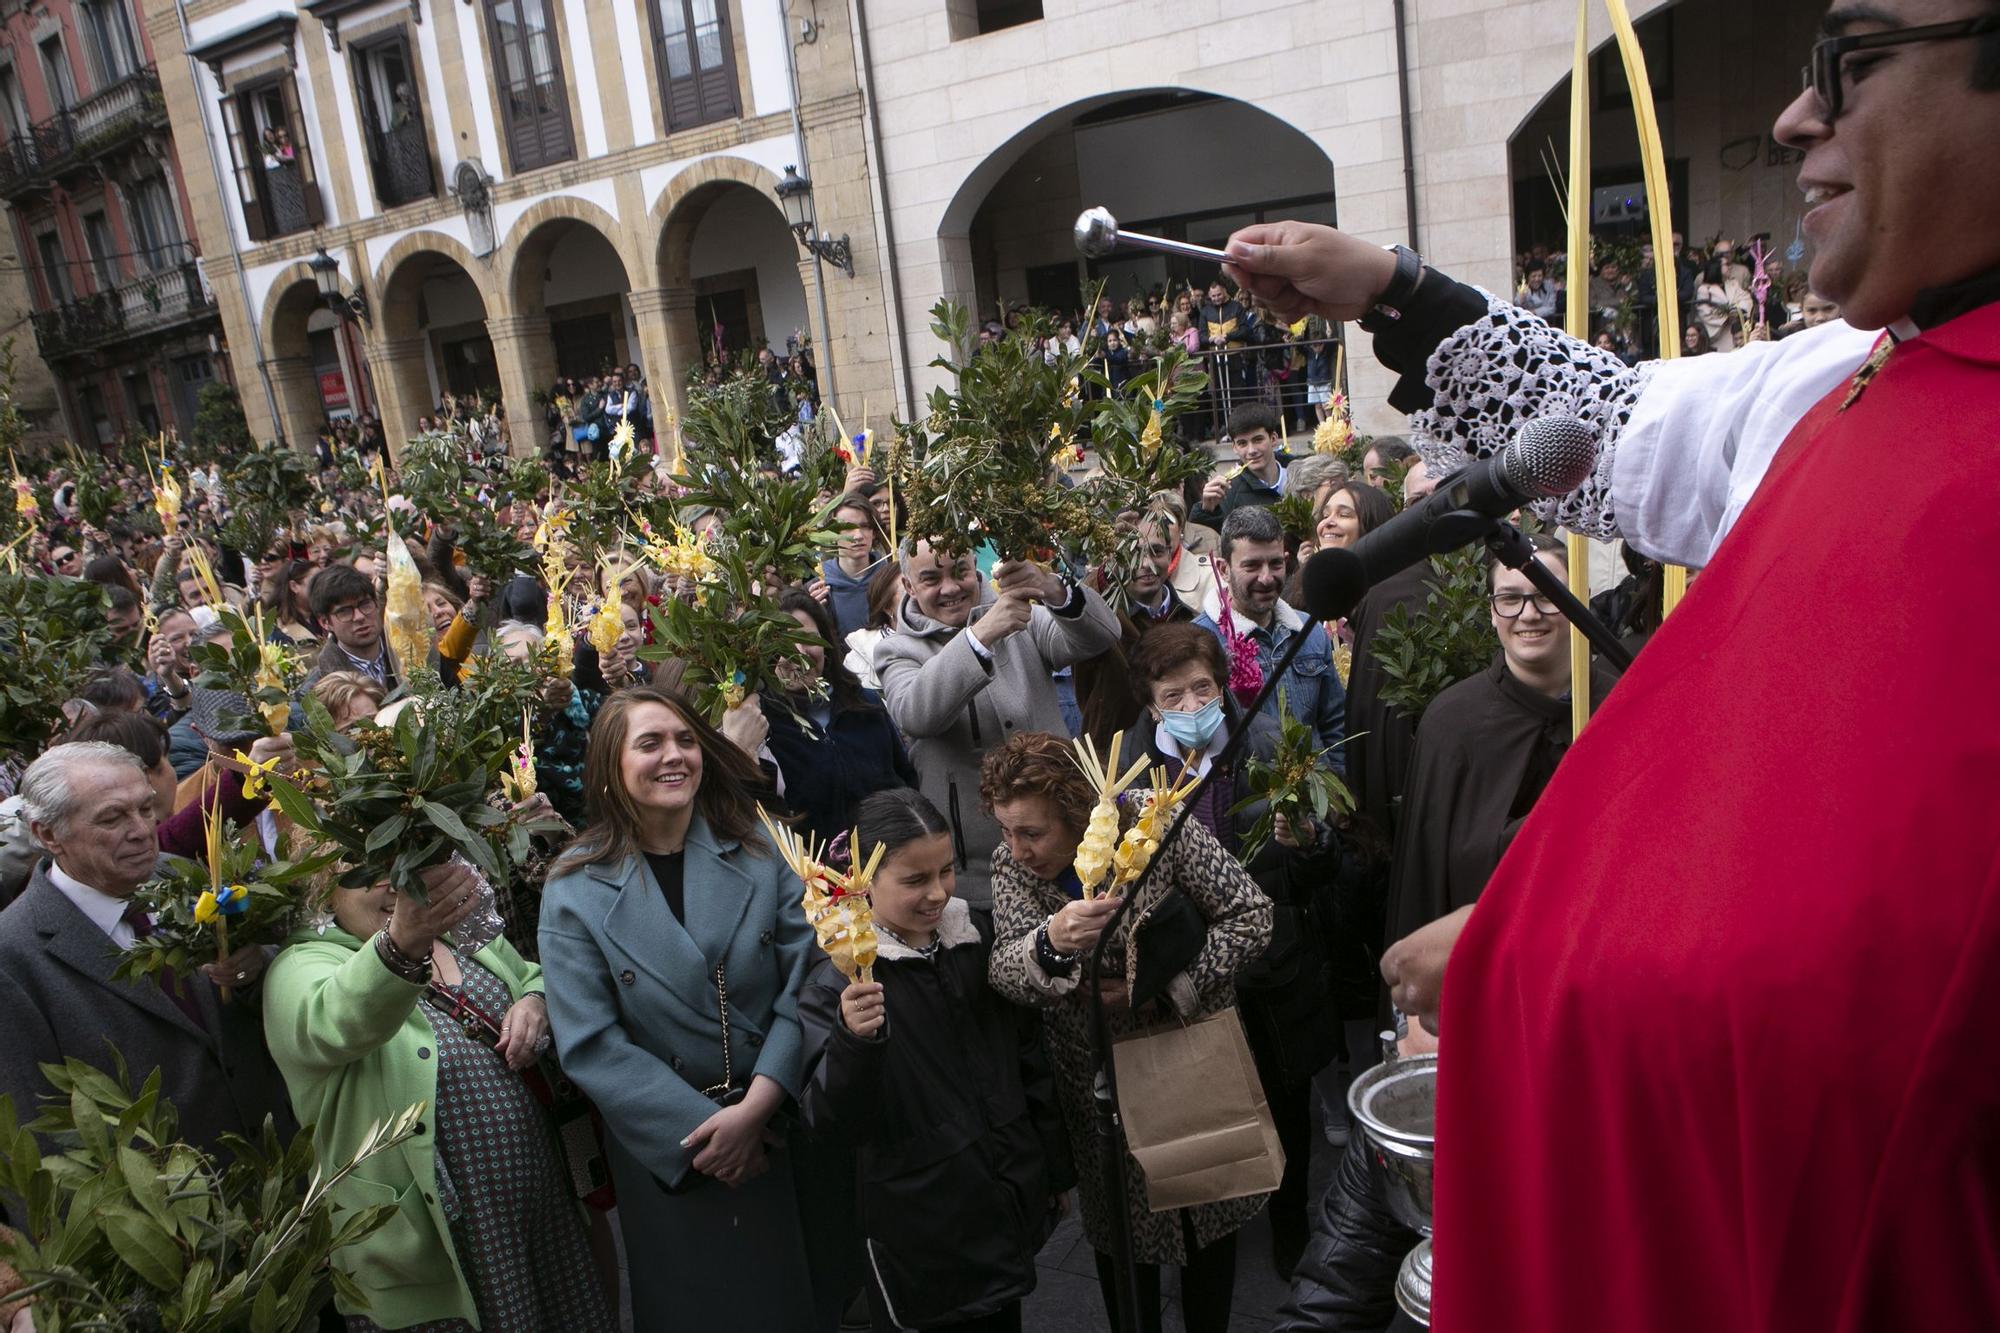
[1112,1006,1285,1211]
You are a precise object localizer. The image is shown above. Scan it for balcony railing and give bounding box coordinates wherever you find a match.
[0,66,163,199]
[74,67,164,151]
[30,252,214,361]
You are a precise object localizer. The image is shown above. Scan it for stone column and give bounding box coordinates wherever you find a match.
[266,355,325,453]
[362,334,432,458]
[485,313,559,457]
[628,285,697,434]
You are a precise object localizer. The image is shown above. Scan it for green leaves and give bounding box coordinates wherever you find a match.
[0,1060,427,1333]
[268,664,541,899]
[895,301,1111,564]
[1229,690,1355,863]
[399,431,540,582]
[114,845,329,986]
[217,439,315,559]
[0,572,112,766]
[1370,549,1498,720]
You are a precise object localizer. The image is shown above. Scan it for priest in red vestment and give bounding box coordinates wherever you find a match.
[1223,2,2000,1329]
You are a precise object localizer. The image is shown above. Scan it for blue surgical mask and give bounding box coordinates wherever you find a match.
[1160,697,1225,751]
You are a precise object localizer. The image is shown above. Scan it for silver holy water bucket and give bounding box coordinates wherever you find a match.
[1347,1051,1438,1326]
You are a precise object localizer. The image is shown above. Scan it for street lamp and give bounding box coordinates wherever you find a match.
[307,245,370,326]
[774,165,854,278]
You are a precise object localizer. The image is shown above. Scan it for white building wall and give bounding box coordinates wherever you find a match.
[861,0,1679,430]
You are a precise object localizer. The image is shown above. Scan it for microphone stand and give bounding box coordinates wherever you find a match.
[1084,615,1320,1333]
[1484,521,1635,671]
[1084,523,1630,1331]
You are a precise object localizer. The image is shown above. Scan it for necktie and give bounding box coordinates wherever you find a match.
[122,903,207,1030]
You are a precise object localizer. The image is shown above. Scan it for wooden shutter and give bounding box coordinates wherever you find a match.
[488,0,572,173]
[218,93,266,241]
[279,77,324,227]
[653,0,738,133]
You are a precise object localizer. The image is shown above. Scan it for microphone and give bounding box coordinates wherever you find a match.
[1299,415,1600,621]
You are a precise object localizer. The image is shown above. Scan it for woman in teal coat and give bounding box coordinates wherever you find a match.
[538,684,837,1331]
[263,859,610,1332]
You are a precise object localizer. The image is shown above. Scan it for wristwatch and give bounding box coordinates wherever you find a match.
[1359,244,1425,333]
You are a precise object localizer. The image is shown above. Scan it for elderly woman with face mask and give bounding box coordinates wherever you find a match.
[262,859,611,1333]
[1123,622,1347,1275]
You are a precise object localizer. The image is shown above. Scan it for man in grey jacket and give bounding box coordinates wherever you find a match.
[874,543,1120,907]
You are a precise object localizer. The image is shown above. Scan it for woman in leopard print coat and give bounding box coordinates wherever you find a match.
[981,731,1273,1332]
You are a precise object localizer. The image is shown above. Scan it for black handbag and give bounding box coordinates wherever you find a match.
[1129,891,1208,1011]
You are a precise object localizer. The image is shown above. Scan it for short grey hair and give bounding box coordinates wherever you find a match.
[1287,454,1349,500]
[1218,504,1285,562]
[19,742,145,833]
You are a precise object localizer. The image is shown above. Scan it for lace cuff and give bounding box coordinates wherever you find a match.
[1408,294,1659,540]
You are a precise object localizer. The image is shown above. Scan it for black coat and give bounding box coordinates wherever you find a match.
[798,901,1071,1330]
[1343,559,1435,839]
[1270,1129,1422,1333]
[1145,711,1346,1087]
[763,694,918,845]
[0,867,297,1158]
[1385,658,1616,947]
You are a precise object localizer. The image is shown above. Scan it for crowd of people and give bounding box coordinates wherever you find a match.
[986,285,1344,439]
[4,8,1995,1326]
[0,358,1507,1333]
[1513,229,1844,360]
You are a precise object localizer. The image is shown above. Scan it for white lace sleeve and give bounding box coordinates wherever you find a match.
[1406,292,1658,541]
[1405,294,1879,565]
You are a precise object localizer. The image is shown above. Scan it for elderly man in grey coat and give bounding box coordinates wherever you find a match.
[875,544,1120,907]
[0,742,293,1152]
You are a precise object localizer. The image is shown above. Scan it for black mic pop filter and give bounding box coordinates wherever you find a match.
[1298,415,1601,622]
[1301,546,1367,623]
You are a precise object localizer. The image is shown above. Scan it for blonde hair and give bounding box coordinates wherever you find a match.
[311,670,385,722]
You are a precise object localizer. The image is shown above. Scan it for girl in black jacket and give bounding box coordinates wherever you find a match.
[799,790,1073,1333]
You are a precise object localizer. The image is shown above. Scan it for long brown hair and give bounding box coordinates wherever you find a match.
[552,684,769,875]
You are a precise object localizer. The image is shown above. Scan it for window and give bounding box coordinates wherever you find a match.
[486,0,573,172]
[36,230,71,305]
[649,0,738,132]
[353,35,435,207]
[38,36,76,110]
[81,211,117,290]
[0,67,24,140]
[77,0,141,91]
[947,0,1041,40]
[125,176,184,271]
[217,77,324,240]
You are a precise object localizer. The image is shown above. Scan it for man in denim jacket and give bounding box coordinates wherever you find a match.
[1193,506,1346,772]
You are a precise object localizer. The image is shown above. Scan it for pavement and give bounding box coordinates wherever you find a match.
[1021,1075,1353,1333]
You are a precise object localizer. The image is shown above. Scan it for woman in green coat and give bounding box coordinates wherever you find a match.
[263,859,611,1332]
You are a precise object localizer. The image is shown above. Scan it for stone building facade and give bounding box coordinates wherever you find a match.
[148,0,1818,451]
[0,0,215,446]
[146,0,898,451]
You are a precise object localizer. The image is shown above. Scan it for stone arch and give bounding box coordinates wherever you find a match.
[1504,0,1823,275]
[497,195,640,317]
[371,231,498,337]
[260,263,327,362]
[933,86,1335,240]
[651,155,788,289]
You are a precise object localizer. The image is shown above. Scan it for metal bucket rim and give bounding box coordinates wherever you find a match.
[1347,1054,1438,1149]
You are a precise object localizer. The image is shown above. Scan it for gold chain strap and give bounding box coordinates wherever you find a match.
[699,964,733,1099]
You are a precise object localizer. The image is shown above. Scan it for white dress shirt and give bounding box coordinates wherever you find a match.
[48,860,140,948]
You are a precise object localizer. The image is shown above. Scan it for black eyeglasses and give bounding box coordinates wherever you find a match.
[1489,592,1561,620]
[1802,14,2000,120]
